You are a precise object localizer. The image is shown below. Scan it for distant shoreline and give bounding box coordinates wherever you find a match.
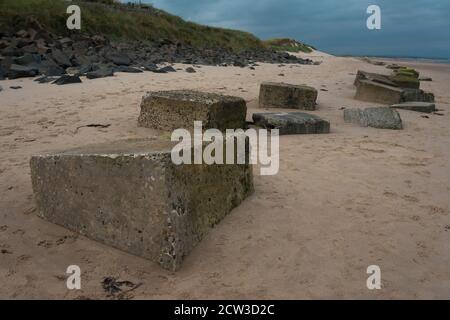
[349,55,450,65]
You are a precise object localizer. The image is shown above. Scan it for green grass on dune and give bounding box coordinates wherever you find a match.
[263,38,315,53]
[0,0,264,52]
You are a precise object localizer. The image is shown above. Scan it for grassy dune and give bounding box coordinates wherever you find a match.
[0,0,264,51]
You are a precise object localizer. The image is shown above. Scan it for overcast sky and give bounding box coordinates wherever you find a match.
[139,0,450,58]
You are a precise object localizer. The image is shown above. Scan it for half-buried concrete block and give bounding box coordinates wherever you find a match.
[355,80,403,105]
[344,107,403,130]
[138,90,247,131]
[30,138,254,271]
[259,82,318,110]
[252,112,330,135]
[391,102,436,114]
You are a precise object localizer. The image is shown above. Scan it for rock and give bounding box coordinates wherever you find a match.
[66,64,93,76]
[34,75,59,84]
[391,102,436,113]
[419,77,432,82]
[252,112,330,135]
[344,107,403,130]
[14,53,41,66]
[52,75,82,85]
[8,64,38,79]
[185,67,196,73]
[105,51,131,66]
[86,67,114,79]
[51,49,72,68]
[30,138,254,271]
[355,80,403,104]
[0,85,3,92]
[114,65,143,73]
[138,90,247,131]
[10,86,22,90]
[39,60,65,76]
[259,82,317,110]
[159,65,176,73]
[144,63,158,72]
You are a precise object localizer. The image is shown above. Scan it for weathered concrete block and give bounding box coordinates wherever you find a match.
[391,102,436,113]
[354,70,397,88]
[355,80,403,105]
[252,112,330,135]
[344,107,403,130]
[30,138,254,271]
[259,82,318,110]
[402,88,435,103]
[138,90,247,131]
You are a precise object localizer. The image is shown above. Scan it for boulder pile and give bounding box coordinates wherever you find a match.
[0,20,314,84]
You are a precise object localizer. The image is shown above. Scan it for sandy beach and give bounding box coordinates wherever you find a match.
[0,52,449,299]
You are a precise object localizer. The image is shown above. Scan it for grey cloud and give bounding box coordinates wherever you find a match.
[143,0,450,58]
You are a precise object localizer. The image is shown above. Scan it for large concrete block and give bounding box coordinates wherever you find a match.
[30,138,254,271]
[344,107,403,130]
[259,82,318,110]
[355,80,403,105]
[138,90,247,131]
[252,112,330,135]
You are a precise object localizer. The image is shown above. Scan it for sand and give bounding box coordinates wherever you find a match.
[0,52,449,299]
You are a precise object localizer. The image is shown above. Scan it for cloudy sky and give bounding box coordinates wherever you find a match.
[138,0,450,59]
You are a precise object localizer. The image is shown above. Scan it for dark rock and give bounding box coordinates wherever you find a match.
[34,75,59,84]
[252,112,330,135]
[2,45,22,57]
[53,75,82,85]
[114,65,143,73]
[86,67,114,79]
[10,86,22,89]
[185,67,196,73]
[344,107,403,130]
[40,64,65,77]
[144,63,158,72]
[51,49,72,68]
[8,64,38,79]
[158,66,176,73]
[0,85,2,92]
[14,53,41,66]
[105,51,131,66]
[391,102,436,114]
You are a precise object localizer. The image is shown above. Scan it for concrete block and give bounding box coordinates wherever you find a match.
[138,90,247,131]
[252,112,330,135]
[391,102,436,113]
[355,80,403,105]
[30,138,254,271]
[259,82,318,110]
[344,107,403,130]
